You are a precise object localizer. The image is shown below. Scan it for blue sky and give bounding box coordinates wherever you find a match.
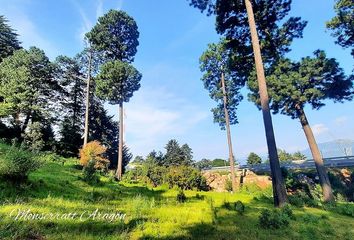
[1,0,353,163]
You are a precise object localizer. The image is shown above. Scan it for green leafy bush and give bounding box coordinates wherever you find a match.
[288,192,319,208]
[166,166,209,191]
[259,206,293,229]
[222,200,245,215]
[225,179,233,192]
[176,189,187,203]
[0,147,41,181]
[146,166,167,187]
[123,167,144,183]
[82,160,100,184]
[235,201,245,215]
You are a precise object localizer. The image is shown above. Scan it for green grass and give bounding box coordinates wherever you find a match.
[0,146,353,239]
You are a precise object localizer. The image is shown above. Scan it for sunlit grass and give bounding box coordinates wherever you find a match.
[0,156,353,240]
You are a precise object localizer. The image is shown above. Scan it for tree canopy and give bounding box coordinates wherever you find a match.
[248,50,353,118]
[247,152,262,165]
[326,0,354,57]
[85,9,139,63]
[0,15,21,63]
[200,39,243,129]
[95,60,142,105]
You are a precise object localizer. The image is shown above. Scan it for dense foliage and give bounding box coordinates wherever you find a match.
[326,0,354,57]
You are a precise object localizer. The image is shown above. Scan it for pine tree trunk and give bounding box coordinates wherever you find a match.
[116,101,124,180]
[244,0,287,207]
[297,107,334,202]
[221,71,237,192]
[83,50,92,147]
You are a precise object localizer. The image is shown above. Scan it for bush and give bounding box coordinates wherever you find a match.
[38,152,66,165]
[146,166,167,187]
[79,141,110,171]
[259,206,292,229]
[225,179,233,192]
[82,160,100,184]
[176,189,187,203]
[123,167,144,184]
[166,166,209,191]
[0,147,41,181]
[222,200,245,215]
[235,201,245,215]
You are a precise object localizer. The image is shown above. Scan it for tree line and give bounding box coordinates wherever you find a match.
[0,10,142,176]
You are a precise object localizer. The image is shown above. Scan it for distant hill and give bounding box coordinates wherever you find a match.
[301,139,354,159]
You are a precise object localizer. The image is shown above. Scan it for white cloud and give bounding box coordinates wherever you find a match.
[312,123,329,136]
[334,116,348,126]
[107,86,209,157]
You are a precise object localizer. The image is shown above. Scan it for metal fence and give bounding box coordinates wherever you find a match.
[205,156,354,172]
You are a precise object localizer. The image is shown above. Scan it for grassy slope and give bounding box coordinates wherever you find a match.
[0,145,353,239]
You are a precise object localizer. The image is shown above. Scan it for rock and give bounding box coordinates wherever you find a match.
[202,170,272,192]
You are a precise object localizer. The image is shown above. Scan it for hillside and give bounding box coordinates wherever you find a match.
[0,144,353,239]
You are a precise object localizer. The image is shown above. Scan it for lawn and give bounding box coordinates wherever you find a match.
[0,146,353,240]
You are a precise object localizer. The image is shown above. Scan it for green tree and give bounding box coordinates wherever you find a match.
[326,0,354,57]
[85,10,139,63]
[292,151,306,161]
[187,0,307,206]
[55,55,86,156]
[0,15,21,63]
[277,149,292,162]
[195,158,213,170]
[247,152,262,165]
[181,144,194,166]
[248,50,353,202]
[0,47,58,137]
[211,158,229,167]
[200,39,242,192]
[95,61,141,179]
[86,10,141,180]
[164,139,183,166]
[23,122,44,152]
[132,156,144,164]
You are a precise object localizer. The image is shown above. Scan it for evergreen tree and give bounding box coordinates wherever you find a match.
[55,55,86,156]
[247,152,262,165]
[326,0,354,57]
[187,0,307,206]
[248,50,353,202]
[0,47,59,138]
[292,151,306,161]
[86,10,141,180]
[0,15,21,63]
[164,139,184,166]
[181,144,194,166]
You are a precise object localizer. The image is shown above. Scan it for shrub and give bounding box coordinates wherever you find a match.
[176,189,187,203]
[259,206,292,229]
[0,147,41,181]
[79,141,110,171]
[166,166,209,191]
[222,200,245,215]
[22,122,44,152]
[82,160,100,184]
[225,179,233,192]
[195,193,204,200]
[38,152,66,165]
[122,167,144,184]
[235,201,245,215]
[146,166,167,187]
[288,192,319,208]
